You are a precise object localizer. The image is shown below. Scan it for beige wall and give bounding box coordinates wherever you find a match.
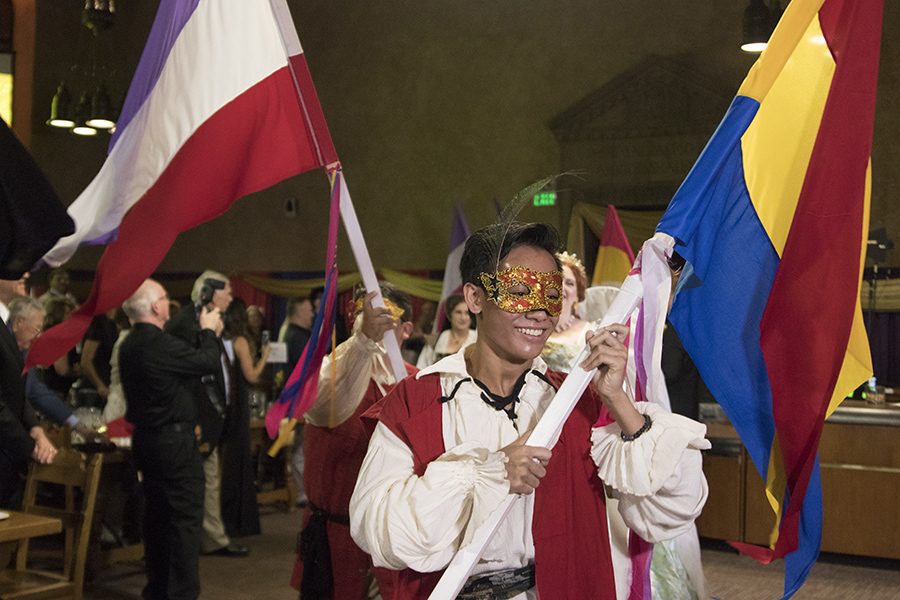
[25,0,900,273]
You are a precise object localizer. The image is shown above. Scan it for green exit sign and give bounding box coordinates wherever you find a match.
[533,192,556,207]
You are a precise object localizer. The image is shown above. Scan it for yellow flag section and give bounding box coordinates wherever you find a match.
[593,245,633,285]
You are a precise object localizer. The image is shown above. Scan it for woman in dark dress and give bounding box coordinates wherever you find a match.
[221,298,270,537]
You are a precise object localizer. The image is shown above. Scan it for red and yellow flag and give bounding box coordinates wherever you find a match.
[591,205,635,285]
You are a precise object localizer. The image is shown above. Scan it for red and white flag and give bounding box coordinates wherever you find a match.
[28,0,337,368]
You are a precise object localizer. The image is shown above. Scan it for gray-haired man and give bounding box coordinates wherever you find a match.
[165,270,248,557]
[120,278,222,600]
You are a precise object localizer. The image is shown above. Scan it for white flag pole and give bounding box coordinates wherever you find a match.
[335,171,408,382]
[428,274,644,599]
[267,0,407,382]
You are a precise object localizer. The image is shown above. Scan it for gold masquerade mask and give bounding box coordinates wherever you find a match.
[353,297,405,320]
[480,266,563,317]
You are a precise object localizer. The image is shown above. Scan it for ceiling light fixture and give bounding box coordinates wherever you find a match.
[85,83,115,129]
[47,82,75,128]
[71,91,98,136]
[47,1,118,136]
[741,0,774,53]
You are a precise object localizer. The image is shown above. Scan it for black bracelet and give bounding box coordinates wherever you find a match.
[621,414,652,442]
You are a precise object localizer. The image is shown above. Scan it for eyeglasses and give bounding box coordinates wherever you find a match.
[16,319,42,336]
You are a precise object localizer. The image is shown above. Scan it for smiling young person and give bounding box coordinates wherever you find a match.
[350,221,710,599]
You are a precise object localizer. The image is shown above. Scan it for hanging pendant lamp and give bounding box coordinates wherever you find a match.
[47,82,75,128]
[741,0,773,53]
[86,82,115,129]
[72,91,98,136]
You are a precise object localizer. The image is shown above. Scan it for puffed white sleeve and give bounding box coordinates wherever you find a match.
[349,422,509,572]
[305,331,378,428]
[590,402,711,543]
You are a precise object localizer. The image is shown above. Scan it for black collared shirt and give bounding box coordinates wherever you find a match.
[284,323,311,375]
[120,322,221,430]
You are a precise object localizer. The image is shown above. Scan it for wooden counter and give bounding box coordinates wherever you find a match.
[698,401,900,560]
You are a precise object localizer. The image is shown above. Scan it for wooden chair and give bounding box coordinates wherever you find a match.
[0,448,103,600]
[249,418,297,510]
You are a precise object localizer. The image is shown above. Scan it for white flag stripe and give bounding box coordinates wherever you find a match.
[439,243,466,300]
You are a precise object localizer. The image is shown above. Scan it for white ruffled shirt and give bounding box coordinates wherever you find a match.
[349,347,710,594]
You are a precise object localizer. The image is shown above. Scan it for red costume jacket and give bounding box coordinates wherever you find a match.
[291,363,417,599]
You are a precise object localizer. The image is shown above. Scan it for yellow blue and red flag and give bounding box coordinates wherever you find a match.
[657,0,881,596]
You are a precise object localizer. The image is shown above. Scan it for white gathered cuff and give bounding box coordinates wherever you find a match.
[590,402,710,497]
[590,403,710,543]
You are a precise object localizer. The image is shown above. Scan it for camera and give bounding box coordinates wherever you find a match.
[261,330,270,345]
[194,278,226,320]
[196,278,226,309]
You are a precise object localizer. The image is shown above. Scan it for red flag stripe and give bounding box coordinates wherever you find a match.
[759,0,882,556]
[601,205,635,261]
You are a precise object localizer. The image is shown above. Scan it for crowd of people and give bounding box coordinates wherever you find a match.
[0,269,287,597]
[0,219,712,600]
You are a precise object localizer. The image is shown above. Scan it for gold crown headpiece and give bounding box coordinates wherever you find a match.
[353,297,405,321]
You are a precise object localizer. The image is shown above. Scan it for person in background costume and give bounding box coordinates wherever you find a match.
[38,267,77,307]
[1,290,57,508]
[103,309,133,422]
[282,296,314,506]
[350,221,709,599]
[291,283,416,600]
[540,251,591,372]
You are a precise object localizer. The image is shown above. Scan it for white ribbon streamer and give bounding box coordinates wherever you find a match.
[636,233,676,412]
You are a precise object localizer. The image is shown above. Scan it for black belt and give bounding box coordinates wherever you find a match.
[140,422,193,435]
[298,502,345,598]
[308,501,350,526]
[457,564,536,600]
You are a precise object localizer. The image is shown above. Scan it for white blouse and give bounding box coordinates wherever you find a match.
[349,347,709,591]
[416,328,478,369]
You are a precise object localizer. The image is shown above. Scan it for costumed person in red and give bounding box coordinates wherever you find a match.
[291,283,416,599]
[350,221,710,599]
